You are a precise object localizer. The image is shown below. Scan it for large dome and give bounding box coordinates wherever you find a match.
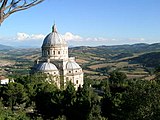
[36,62,58,72]
[42,24,67,47]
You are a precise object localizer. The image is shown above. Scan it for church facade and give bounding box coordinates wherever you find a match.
[31,24,84,89]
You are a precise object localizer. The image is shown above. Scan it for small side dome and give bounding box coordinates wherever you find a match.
[66,61,81,70]
[36,62,58,71]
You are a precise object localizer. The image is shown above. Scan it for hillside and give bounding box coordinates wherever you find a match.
[69,43,160,79]
[127,52,160,68]
[70,43,160,57]
[0,44,13,50]
[0,43,160,80]
[69,43,160,66]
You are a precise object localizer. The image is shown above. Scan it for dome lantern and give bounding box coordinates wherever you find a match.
[52,24,57,33]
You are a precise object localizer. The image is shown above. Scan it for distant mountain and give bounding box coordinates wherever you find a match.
[69,43,160,62]
[0,44,13,50]
[78,43,160,53]
[14,46,39,48]
[98,43,160,53]
[98,43,160,67]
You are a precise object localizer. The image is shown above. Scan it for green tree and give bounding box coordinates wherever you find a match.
[2,82,27,111]
[101,73,127,120]
[35,82,61,119]
[109,70,127,84]
[12,73,49,109]
[101,92,124,120]
[155,66,160,82]
[67,83,100,120]
[88,104,108,120]
[62,82,76,119]
[0,108,29,120]
[121,80,160,120]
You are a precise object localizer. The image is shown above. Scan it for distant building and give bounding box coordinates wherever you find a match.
[31,24,84,89]
[0,76,10,85]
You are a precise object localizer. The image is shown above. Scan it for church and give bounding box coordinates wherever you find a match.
[31,24,84,89]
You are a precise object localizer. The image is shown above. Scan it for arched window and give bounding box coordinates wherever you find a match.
[58,51,60,54]
[53,51,55,55]
[47,50,50,55]
[76,80,78,84]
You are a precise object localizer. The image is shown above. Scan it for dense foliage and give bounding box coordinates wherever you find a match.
[0,71,160,119]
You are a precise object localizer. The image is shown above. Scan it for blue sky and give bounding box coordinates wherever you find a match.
[0,0,160,47]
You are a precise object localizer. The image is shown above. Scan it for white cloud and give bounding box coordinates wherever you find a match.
[87,37,112,42]
[63,32,82,41]
[63,32,114,42]
[16,32,113,43]
[31,34,45,40]
[17,33,29,41]
[0,32,149,47]
[16,32,82,41]
[126,38,145,42]
[16,32,45,41]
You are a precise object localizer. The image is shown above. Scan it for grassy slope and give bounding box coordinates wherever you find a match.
[0,43,160,80]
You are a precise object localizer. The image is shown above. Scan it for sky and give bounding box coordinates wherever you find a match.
[0,0,160,47]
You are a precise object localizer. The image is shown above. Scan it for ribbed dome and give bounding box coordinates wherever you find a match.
[36,62,58,71]
[42,24,67,47]
[66,61,81,70]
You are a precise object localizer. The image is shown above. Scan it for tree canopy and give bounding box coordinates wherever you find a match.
[0,0,44,24]
[1,70,160,119]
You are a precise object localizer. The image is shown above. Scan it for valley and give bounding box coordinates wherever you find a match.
[0,43,160,80]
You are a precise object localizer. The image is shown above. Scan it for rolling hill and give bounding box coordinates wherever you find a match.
[0,43,160,80]
[0,44,13,50]
[127,52,160,68]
